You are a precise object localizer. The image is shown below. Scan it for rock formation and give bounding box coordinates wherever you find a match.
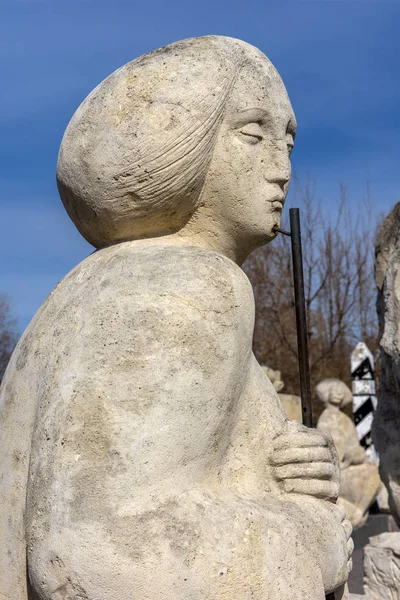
[345,204,400,598]
[374,202,400,525]
[349,203,400,598]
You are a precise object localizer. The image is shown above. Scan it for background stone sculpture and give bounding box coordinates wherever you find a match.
[362,533,400,599]
[316,379,381,528]
[0,36,352,599]
[262,365,302,421]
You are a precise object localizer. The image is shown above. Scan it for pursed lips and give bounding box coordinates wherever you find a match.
[268,197,285,209]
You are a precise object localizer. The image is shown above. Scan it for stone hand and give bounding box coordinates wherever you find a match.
[340,506,354,574]
[271,420,340,502]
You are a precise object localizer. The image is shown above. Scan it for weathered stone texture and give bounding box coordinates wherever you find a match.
[374,202,400,526]
[0,36,352,600]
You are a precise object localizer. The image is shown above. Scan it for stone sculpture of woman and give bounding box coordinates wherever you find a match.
[316,379,381,528]
[0,36,352,600]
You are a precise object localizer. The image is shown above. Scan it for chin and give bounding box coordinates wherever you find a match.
[246,229,277,254]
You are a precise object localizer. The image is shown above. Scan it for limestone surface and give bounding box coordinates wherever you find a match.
[374,202,400,526]
[0,36,352,600]
[362,532,400,599]
[316,379,381,528]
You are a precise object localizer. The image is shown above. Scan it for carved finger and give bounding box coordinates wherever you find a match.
[282,419,309,434]
[347,558,353,574]
[273,430,329,451]
[282,478,339,501]
[335,503,346,522]
[271,446,332,466]
[341,518,353,540]
[274,462,335,481]
[347,536,354,558]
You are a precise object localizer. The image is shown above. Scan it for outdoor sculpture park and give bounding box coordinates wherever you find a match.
[0,36,353,599]
[315,379,381,529]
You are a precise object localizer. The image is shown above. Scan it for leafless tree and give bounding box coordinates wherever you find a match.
[243,178,380,397]
[0,294,18,379]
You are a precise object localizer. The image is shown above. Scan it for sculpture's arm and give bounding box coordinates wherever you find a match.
[222,357,340,502]
[219,357,352,593]
[27,253,256,539]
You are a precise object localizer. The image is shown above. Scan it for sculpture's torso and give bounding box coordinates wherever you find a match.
[0,243,348,599]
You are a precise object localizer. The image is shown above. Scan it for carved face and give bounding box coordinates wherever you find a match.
[329,388,345,406]
[316,378,353,409]
[57,37,295,252]
[199,57,296,253]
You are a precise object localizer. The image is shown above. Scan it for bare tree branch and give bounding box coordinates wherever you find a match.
[243,178,379,395]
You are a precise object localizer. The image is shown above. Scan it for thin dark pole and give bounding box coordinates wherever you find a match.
[289,208,313,428]
[275,213,336,600]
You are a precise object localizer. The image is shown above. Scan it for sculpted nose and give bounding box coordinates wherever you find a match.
[265,165,291,190]
[265,147,291,190]
[269,171,290,190]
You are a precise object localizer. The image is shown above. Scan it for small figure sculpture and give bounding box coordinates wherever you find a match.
[262,365,302,421]
[316,379,381,528]
[0,36,352,599]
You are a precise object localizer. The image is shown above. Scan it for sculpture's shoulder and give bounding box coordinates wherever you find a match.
[12,242,255,359]
[58,241,255,324]
[3,243,255,387]
[98,241,254,302]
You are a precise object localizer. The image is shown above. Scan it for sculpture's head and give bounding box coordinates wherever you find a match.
[57,36,296,252]
[315,379,353,409]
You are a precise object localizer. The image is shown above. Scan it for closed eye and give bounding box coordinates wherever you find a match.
[239,122,264,144]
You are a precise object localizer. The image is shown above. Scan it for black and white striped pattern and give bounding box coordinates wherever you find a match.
[351,342,377,461]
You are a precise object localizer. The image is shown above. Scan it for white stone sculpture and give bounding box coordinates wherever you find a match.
[262,365,302,421]
[316,379,381,528]
[363,533,400,599]
[0,36,352,600]
[347,533,400,599]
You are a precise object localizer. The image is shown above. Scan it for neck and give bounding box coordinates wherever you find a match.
[169,206,266,265]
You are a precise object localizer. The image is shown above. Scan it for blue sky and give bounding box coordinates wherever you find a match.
[1,0,399,333]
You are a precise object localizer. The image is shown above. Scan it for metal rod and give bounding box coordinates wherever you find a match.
[273,227,291,237]
[290,210,336,600]
[275,213,335,600]
[289,208,313,428]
